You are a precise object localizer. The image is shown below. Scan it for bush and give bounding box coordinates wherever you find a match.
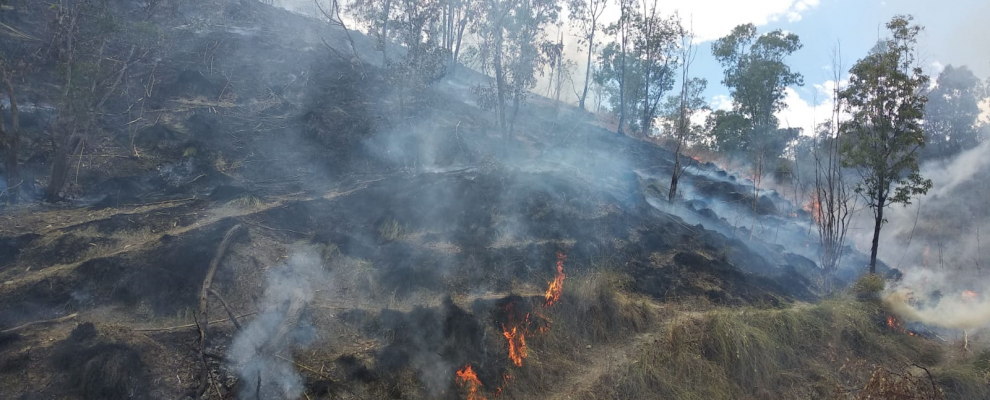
[852,274,885,300]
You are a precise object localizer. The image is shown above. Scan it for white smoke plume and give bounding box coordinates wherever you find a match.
[883,268,990,331]
[228,249,327,399]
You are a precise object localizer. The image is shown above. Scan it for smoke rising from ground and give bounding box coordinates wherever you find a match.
[851,141,990,276]
[883,267,990,330]
[228,249,327,399]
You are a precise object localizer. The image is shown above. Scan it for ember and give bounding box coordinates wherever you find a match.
[456,365,486,400]
[887,315,903,331]
[544,252,566,307]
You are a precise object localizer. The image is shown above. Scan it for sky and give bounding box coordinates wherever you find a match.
[281,0,990,135]
[582,0,990,135]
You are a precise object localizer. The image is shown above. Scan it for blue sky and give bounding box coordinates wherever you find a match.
[548,0,990,134]
[684,0,990,133]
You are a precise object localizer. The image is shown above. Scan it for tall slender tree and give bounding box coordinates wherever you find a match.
[840,15,933,274]
[664,24,706,201]
[567,0,607,110]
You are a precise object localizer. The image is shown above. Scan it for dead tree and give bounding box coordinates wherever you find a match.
[315,0,362,64]
[0,64,21,203]
[813,47,855,292]
[668,25,703,202]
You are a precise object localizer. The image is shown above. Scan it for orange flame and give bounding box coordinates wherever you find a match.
[456,365,487,400]
[502,320,528,367]
[886,315,902,330]
[962,290,978,302]
[544,252,567,307]
[803,194,822,224]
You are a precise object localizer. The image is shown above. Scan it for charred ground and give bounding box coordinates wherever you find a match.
[0,1,986,399]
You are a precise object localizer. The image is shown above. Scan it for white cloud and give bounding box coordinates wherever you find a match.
[775,79,848,137]
[635,0,823,42]
[709,79,848,138]
[710,94,734,111]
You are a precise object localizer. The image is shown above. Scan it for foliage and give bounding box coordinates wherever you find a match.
[567,0,607,110]
[839,15,933,273]
[710,24,803,161]
[922,65,985,160]
[469,0,561,134]
[594,4,680,136]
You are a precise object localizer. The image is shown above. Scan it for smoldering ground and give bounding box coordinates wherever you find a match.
[228,249,327,399]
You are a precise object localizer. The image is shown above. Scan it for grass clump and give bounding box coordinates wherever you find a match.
[852,273,886,299]
[378,217,405,242]
[593,295,949,399]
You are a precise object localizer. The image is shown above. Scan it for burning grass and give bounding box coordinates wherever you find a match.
[492,270,659,397]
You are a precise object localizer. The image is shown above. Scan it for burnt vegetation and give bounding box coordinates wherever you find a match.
[0,0,988,399]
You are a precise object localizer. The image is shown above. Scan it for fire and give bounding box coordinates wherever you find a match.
[456,365,487,400]
[803,194,822,224]
[886,315,903,331]
[962,290,978,302]
[502,322,528,367]
[544,252,566,307]
[886,314,917,336]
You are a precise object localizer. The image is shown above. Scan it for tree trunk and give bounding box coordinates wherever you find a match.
[452,12,468,72]
[668,163,679,202]
[869,196,886,274]
[579,28,595,111]
[381,0,392,67]
[617,19,626,135]
[1,74,20,203]
[46,134,82,203]
[493,26,507,136]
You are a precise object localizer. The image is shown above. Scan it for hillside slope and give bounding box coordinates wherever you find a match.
[0,1,985,399]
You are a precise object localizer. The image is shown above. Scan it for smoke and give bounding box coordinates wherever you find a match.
[228,249,327,399]
[852,140,990,274]
[883,268,990,330]
[860,142,990,331]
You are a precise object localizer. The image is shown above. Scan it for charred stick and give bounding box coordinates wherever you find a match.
[196,224,245,397]
[133,312,256,332]
[208,288,242,331]
[1,313,78,334]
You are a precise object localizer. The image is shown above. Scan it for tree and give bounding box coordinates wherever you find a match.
[922,65,984,161]
[595,41,643,132]
[602,0,636,134]
[840,15,933,274]
[567,0,607,110]
[663,25,707,201]
[712,23,802,238]
[711,23,802,167]
[471,0,560,135]
[440,0,473,69]
[0,60,21,203]
[631,2,679,137]
[813,46,856,292]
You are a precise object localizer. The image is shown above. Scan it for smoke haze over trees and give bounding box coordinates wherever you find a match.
[2,0,990,399]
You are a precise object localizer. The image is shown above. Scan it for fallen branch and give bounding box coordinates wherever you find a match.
[133,312,256,332]
[1,313,78,334]
[208,287,242,331]
[196,224,245,397]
